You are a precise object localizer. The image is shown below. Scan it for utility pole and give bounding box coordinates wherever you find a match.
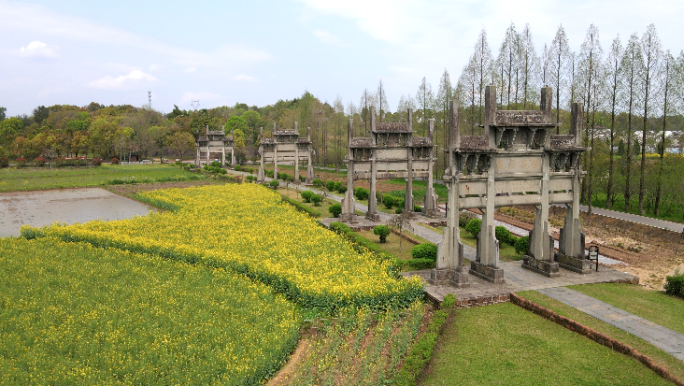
[148,91,152,109]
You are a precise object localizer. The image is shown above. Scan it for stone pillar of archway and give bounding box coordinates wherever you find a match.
[257,127,265,183]
[340,119,357,223]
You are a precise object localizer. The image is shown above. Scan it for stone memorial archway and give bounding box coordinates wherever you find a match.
[257,122,314,184]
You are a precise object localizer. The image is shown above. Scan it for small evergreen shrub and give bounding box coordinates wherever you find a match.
[328,203,342,218]
[665,271,684,298]
[383,195,398,209]
[269,180,280,189]
[495,226,514,245]
[395,207,404,214]
[313,178,323,187]
[265,170,274,178]
[210,161,222,167]
[301,191,314,203]
[247,167,254,174]
[354,187,369,200]
[234,164,242,171]
[325,180,337,192]
[459,211,478,227]
[16,157,27,167]
[373,225,391,243]
[514,236,530,255]
[310,194,322,206]
[337,184,347,194]
[465,219,482,237]
[411,244,437,260]
[414,205,423,212]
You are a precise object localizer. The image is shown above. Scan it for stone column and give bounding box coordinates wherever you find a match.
[433,100,469,288]
[522,152,559,277]
[484,85,497,148]
[366,109,379,221]
[306,127,314,183]
[230,130,236,165]
[469,155,504,284]
[294,143,300,185]
[257,127,265,183]
[404,146,414,214]
[340,119,357,223]
[424,118,439,217]
[195,144,200,167]
[558,103,590,273]
[222,141,226,166]
[273,123,278,178]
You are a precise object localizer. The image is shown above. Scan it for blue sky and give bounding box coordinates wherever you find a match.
[1,0,682,116]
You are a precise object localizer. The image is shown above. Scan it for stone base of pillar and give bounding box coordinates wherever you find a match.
[557,253,594,274]
[521,255,560,277]
[469,261,505,284]
[365,212,380,222]
[402,210,418,219]
[339,214,358,224]
[423,208,443,218]
[429,268,470,288]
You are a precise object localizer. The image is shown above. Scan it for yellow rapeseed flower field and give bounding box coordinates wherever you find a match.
[0,237,301,385]
[25,184,423,311]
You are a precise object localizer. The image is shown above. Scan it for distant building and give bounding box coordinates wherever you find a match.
[196,129,234,166]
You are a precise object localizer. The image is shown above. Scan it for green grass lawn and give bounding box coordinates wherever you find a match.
[420,302,673,386]
[568,283,684,335]
[587,194,684,224]
[0,164,204,192]
[356,229,426,260]
[385,178,448,203]
[517,289,684,381]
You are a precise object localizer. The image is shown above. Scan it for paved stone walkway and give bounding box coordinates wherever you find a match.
[537,287,684,363]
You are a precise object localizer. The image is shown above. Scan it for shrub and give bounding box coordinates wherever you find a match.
[411,243,437,260]
[278,172,289,181]
[373,225,391,243]
[383,195,398,209]
[495,226,514,245]
[247,167,254,174]
[665,271,684,298]
[514,236,530,255]
[210,161,222,168]
[0,157,8,168]
[354,187,369,200]
[111,157,120,165]
[310,194,322,206]
[328,203,342,218]
[313,178,323,188]
[245,175,256,183]
[234,164,242,171]
[465,219,482,237]
[414,205,423,213]
[16,157,26,167]
[299,175,305,182]
[325,180,337,192]
[301,191,314,203]
[91,158,103,166]
[337,184,347,194]
[395,207,404,214]
[265,170,274,178]
[269,180,280,189]
[33,156,47,166]
[459,211,478,227]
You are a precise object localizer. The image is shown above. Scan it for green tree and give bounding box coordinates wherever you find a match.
[225,115,247,134]
[232,128,246,164]
[148,126,170,163]
[241,110,262,144]
[0,106,6,122]
[169,131,196,162]
[0,117,24,147]
[373,225,391,244]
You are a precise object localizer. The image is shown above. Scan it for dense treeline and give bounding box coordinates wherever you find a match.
[1,23,682,219]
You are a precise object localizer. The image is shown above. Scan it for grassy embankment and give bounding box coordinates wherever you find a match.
[420,302,674,386]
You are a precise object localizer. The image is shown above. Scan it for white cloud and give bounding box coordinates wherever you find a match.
[313,30,345,46]
[184,67,197,73]
[18,41,59,58]
[89,70,157,90]
[234,74,258,82]
[180,91,221,105]
[149,64,161,71]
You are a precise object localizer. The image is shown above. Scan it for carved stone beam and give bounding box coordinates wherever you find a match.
[510,128,519,147]
[528,128,538,147]
[496,127,506,147]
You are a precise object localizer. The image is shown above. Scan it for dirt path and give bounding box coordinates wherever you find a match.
[497,206,684,289]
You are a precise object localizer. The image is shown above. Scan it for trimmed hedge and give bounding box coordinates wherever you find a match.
[515,236,530,255]
[282,197,321,218]
[411,243,437,260]
[465,218,481,237]
[393,294,457,386]
[328,203,342,218]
